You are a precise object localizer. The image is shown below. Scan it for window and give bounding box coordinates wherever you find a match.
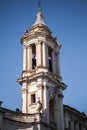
[79,123,81,130]
[31,94,36,103]
[32,44,36,69]
[68,121,71,129]
[48,48,52,72]
[74,121,77,130]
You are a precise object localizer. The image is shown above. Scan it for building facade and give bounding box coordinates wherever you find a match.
[64,105,87,130]
[0,105,87,130]
[0,7,87,130]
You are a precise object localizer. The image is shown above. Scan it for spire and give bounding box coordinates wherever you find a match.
[34,0,45,25]
[38,0,42,12]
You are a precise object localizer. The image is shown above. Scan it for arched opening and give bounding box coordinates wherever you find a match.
[49,99,55,123]
[48,47,52,72]
[32,44,36,69]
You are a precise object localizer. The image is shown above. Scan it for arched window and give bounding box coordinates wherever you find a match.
[32,44,36,69]
[68,121,71,129]
[48,47,52,72]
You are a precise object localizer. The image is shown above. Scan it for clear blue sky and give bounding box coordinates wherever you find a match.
[0,0,87,114]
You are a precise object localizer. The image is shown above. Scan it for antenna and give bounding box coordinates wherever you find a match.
[38,0,42,12]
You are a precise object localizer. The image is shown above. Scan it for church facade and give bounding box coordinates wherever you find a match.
[0,8,87,130]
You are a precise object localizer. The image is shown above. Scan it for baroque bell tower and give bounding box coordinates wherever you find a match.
[17,3,67,130]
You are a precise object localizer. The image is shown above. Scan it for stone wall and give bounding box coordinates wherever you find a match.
[0,105,87,130]
[0,107,52,130]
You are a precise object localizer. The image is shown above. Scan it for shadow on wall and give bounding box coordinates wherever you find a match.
[33,124,38,130]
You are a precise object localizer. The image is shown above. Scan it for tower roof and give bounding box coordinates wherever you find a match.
[34,0,45,25]
[34,10,45,25]
[29,9,52,36]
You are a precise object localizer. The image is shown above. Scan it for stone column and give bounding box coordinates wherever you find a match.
[46,44,48,68]
[27,45,32,70]
[23,46,27,71]
[54,96,59,125]
[36,42,42,67]
[43,42,47,67]
[52,51,56,74]
[55,51,58,75]
[57,93,64,130]
[57,50,61,77]
[43,80,49,123]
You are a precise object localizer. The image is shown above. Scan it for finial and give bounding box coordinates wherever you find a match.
[38,0,42,12]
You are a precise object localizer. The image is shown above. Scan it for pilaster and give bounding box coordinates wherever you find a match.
[43,80,49,123]
[37,78,43,103]
[22,82,28,113]
[71,120,74,130]
[57,50,61,77]
[43,42,47,67]
[46,44,48,68]
[23,46,27,71]
[54,96,59,125]
[57,93,64,130]
[75,122,79,130]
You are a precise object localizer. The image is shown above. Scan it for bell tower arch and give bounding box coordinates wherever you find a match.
[17,7,67,130]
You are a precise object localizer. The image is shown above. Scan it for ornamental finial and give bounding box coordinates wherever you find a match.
[38,0,42,12]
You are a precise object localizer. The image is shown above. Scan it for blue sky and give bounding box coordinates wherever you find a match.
[0,0,87,114]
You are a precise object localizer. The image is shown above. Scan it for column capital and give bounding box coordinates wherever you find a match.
[36,40,43,45]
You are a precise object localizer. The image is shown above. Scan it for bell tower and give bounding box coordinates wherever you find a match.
[17,5,67,130]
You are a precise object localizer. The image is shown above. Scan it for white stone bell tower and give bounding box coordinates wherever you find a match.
[17,6,67,130]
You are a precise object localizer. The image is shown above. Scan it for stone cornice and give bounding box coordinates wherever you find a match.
[17,72,67,90]
[21,32,47,45]
[21,24,52,45]
[30,24,52,34]
[64,105,87,121]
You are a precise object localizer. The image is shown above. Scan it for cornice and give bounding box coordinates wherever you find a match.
[30,24,52,34]
[64,105,87,121]
[17,72,67,90]
[21,31,48,45]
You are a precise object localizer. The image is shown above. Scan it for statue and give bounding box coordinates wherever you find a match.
[37,100,42,113]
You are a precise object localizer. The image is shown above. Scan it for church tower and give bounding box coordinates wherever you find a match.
[17,4,67,130]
